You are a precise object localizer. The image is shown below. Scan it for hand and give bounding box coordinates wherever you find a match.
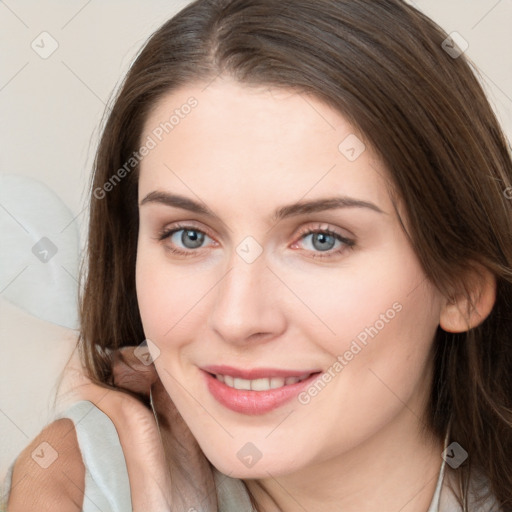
[114,346,218,512]
[57,345,217,512]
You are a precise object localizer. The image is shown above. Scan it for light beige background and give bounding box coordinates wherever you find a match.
[1,0,511,233]
[1,0,511,485]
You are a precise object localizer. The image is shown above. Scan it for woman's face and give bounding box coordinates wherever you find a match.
[135,77,445,478]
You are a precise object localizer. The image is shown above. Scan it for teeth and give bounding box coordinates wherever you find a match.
[251,378,271,391]
[216,373,310,391]
[233,378,251,390]
[269,377,285,389]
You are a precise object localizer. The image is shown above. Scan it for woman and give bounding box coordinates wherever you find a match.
[4,0,512,510]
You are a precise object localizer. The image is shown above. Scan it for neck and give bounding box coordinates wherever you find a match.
[244,409,445,512]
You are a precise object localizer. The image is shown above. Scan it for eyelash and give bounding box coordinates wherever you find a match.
[156,222,355,260]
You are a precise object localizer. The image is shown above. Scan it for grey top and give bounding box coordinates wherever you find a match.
[1,400,501,511]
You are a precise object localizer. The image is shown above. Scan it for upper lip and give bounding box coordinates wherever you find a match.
[201,365,321,380]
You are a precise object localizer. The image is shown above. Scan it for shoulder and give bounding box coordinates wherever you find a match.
[6,417,85,511]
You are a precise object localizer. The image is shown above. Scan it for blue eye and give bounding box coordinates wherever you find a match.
[159,226,212,252]
[302,232,338,251]
[296,228,355,259]
[174,228,206,249]
[157,224,355,260]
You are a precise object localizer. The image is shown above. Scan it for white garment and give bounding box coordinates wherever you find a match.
[0,400,254,512]
[0,400,501,511]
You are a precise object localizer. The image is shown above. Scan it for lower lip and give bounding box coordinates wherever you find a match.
[202,371,321,415]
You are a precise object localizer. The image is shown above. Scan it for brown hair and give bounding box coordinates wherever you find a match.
[78,0,512,508]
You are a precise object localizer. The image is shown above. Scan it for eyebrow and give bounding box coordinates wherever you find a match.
[139,191,385,223]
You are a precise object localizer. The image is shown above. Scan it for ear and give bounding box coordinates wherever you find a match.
[439,265,497,333]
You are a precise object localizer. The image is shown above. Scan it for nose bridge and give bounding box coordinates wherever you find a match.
[209,240,284,344]
[217,244,268,319]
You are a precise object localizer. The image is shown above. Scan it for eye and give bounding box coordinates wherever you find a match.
[292,224,355,259]
[156,222,355,260]
[157,224,215,256]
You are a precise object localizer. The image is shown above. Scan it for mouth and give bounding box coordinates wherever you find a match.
[201,365,322,415]
[213,373,312,391]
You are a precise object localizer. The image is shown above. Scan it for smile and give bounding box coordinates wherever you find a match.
[201,365,322,415]
[214,373,312,391]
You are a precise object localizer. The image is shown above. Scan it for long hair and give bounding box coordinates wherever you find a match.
[77,0,512,508]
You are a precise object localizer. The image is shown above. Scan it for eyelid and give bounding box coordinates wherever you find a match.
[158,220,351,239]
[158,220,217,242]
[293,222,353,241]
[157,221,355,257]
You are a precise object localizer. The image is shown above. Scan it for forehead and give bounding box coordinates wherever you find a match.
[138,77,392,211]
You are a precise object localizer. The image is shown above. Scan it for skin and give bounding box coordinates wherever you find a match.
[7,344,216,512]
[134,76,492,512]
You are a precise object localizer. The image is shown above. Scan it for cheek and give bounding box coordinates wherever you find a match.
[135,242,215,345]
[295,256,440,423]
[277,242,433,354]
[282,241,441,422]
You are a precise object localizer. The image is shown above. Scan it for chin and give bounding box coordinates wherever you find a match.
[205,448,303,480]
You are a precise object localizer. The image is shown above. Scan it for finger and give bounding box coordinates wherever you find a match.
[151,377,218,511]
[112,346,159,396]
[150,376,186,433]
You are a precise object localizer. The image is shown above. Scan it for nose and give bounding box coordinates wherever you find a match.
[208,247,287,347]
